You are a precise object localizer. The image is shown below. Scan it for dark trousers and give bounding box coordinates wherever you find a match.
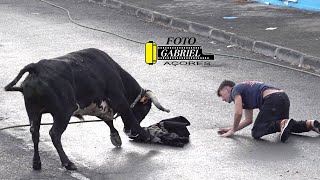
[251,92,310,139]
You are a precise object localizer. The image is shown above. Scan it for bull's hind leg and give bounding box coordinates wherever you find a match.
[50,114,77,170]
[26,110,42,170]
[104,120,122,147]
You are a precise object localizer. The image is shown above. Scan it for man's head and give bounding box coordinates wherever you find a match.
[217,80,235,103]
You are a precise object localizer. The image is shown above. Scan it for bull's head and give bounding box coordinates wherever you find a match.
[132,90,170,123]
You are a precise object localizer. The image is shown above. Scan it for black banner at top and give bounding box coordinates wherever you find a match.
[157,46,214,60]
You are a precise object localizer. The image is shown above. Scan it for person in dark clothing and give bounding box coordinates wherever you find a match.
[216,80,320,142]
[130,116,190,147]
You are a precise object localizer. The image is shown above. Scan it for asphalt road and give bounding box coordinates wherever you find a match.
[0,0,319,179]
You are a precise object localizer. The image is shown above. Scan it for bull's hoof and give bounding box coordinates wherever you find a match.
[63,162,77,171]
[123,128,139,138]
[110,133,122,147]
[32,161,42,170]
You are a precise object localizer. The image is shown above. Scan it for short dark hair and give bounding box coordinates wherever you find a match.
[217,80,235,97]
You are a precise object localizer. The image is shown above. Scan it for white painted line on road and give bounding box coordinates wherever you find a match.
[58,168,91,180]
[70,172,91,180]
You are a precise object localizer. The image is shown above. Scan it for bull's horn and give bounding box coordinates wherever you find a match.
[146,91,170,113]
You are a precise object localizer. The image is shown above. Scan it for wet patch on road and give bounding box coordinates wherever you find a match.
[0,116,9,121]
[202,62,227,67]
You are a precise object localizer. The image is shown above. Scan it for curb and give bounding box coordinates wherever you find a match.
[87,0,320,70]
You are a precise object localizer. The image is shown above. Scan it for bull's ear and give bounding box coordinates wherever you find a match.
[140,96,149,104]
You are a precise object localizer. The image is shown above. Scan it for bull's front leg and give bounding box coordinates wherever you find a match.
[119,107,150,141]
[104,120,122,147]
[108,90,151,141]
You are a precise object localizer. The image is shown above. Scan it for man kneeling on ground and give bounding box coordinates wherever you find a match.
[216,80,320,142]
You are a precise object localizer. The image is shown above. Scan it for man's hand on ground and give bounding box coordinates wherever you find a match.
[217,127,231,135]
[218,128,235,137]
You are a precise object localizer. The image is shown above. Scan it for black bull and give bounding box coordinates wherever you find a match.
[4,48,170,170]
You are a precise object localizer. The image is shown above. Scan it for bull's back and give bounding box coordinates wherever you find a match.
[35,48,119,84]
[41,48,122,108]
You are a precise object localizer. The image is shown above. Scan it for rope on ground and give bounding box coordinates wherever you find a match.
[39,0,145,45]
[39,0,320,78]
[208,52,320,78]
[1,0,319,131]
[0,119,106,131]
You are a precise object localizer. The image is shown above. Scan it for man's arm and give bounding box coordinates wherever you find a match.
[232,94,243,130]
[218,109,253,135]
[235,109,253,131]
[220,94,242,137]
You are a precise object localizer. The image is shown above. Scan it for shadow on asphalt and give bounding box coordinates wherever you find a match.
[129,140,189,150]
[228,134,302,161]
[291,133,320,141]
[89,146,163,179]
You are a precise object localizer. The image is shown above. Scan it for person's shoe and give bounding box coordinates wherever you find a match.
[311,120,320,134]
[280,119,294,142]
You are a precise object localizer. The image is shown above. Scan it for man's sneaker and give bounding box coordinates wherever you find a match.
[311,120,320,134]
[280,119,294,142]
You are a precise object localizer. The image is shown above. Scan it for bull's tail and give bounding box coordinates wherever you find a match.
[4,63,37,92]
